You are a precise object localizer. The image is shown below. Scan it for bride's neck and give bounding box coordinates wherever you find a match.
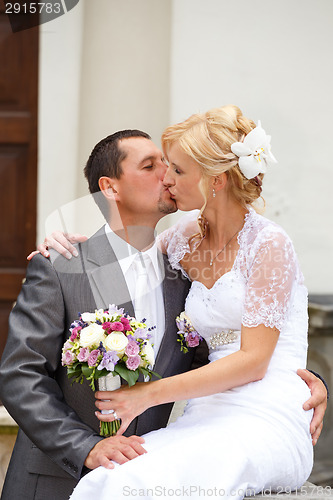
[202,200,247,248]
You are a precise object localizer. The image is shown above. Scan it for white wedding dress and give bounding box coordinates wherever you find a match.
[70,208,313,500]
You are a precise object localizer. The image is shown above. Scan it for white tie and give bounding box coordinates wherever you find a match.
[133,253,152,328]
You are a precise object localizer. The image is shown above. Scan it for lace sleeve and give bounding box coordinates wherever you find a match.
[157,211,199,280]
[242,228,300,331]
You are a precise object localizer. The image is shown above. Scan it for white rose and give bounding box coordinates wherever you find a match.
[81,312,97,323]
[104,332,128,355]
[140,342,155,368]
[79,323,105,348]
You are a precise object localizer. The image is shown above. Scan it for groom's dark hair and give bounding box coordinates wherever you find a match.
[84,129,151,193]
[84,129,151,218]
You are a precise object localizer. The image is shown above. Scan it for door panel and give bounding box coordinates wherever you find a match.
[0,1,38,358]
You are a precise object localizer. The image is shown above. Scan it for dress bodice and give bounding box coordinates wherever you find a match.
[159,208,309,369]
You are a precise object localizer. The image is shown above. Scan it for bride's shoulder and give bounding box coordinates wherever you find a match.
[242,209,296,260]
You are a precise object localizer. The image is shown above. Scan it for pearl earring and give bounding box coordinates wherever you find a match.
[212,189,216,198]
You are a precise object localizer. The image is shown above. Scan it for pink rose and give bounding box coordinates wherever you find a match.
[62,350,75,366]
[77,347,90,362]
[88,349,100,367]
[63,340,72,350]
[187,334,200,348]
[126,355,141,371]
[125,340,140,357]
[70,326,82,341]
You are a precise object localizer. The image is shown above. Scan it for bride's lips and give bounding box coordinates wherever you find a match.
[167,189,176,199]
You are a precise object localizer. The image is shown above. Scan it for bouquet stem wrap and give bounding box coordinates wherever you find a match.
[98,373,121,437]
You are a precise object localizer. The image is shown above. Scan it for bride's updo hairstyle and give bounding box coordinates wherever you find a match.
[161,105,264,213]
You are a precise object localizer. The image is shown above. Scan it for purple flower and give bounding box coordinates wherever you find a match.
[77,347,90,362]
[98,351,119,372]
[131,328,149,340]
[62,350,75,366]
[70,319,81,330]
[125,340,140,357]
[107,304,124,315]
[176,319,185,332]
[126,355,141,371]
[88,349,100,367]
[98,342,106,354]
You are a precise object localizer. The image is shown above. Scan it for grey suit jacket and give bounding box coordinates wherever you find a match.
[0,227,208,500]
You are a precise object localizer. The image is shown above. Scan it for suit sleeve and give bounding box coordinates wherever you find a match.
[0,254,102,479]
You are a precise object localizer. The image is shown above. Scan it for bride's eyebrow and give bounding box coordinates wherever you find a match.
[171,161,182,169]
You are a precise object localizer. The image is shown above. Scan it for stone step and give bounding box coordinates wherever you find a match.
[0,406,18,494]
[245,482,333,499]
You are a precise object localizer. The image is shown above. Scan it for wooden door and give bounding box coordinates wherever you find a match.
[0,1,38,359]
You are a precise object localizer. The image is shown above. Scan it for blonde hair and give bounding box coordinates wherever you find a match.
[161,105,265,245]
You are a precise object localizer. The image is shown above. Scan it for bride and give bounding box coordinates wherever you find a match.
[68,105,314,499]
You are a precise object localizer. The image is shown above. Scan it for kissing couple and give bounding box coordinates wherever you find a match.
[0,105,328,500]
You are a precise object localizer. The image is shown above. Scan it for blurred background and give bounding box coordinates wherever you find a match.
[0,0,332,490]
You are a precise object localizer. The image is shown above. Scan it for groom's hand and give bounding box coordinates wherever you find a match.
[297,368,327,445]
[84,435,146,470]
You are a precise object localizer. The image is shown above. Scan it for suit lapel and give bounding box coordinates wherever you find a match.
[153,254,185,378]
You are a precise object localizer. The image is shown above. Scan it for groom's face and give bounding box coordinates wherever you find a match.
[111,137,177,223]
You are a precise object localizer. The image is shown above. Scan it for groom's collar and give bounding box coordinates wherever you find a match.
[104,224,162,280]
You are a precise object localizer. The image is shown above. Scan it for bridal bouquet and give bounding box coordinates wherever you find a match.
[61,304,158,436]
[175,312,203,354]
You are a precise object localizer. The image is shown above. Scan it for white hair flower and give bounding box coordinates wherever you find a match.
[231,121,277,179]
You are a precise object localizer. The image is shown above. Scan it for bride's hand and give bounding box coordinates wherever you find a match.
[95,383,154,435]
[27,231,87,260]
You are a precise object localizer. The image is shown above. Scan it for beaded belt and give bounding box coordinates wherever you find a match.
[208,329,240,349]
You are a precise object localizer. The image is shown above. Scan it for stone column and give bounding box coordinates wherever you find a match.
[307,295,333,486]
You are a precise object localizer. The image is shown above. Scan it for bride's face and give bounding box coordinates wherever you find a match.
[163,142,205,211]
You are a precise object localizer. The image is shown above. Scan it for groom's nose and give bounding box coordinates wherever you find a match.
[156,160,168,181]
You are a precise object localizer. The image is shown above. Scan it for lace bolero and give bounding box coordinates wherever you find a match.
[158,208,305,332]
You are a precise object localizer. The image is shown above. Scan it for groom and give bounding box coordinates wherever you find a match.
[0,130,327,500]
[0,130,208,500]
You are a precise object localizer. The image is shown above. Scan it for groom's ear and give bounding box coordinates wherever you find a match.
[98,177,117,200]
